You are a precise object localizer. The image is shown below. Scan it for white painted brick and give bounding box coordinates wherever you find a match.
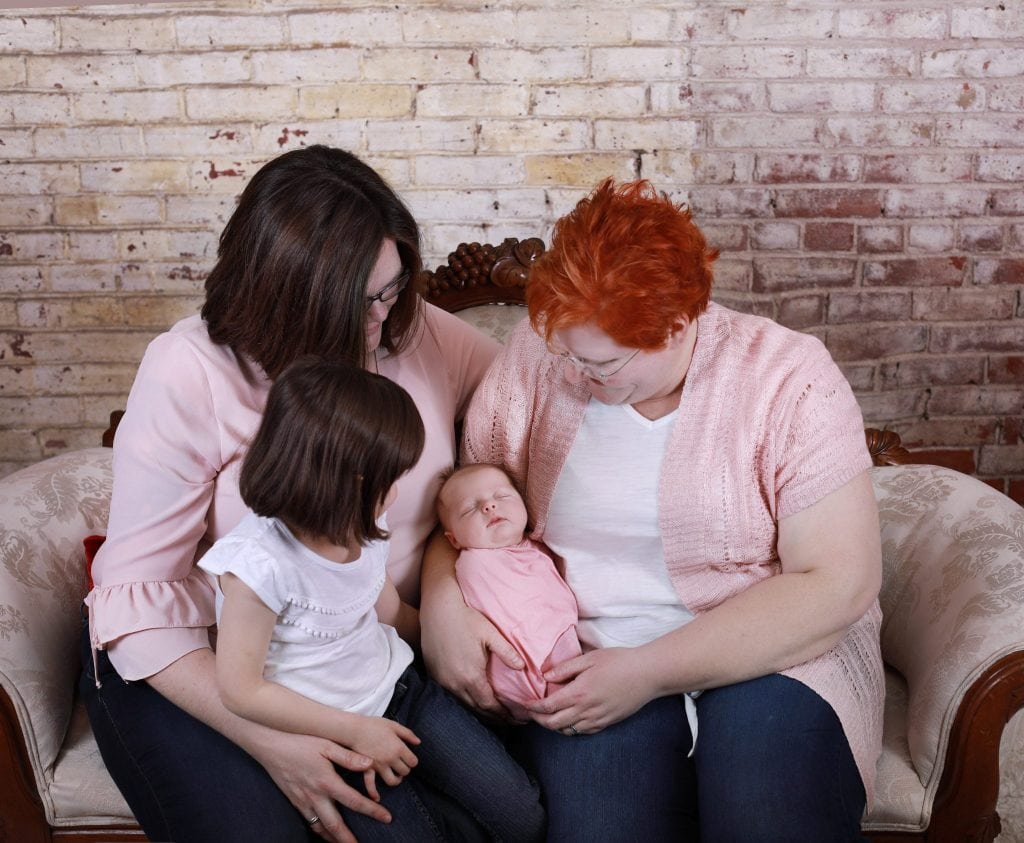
[0,128,34,157]
[532,84,645,118]
[864,153,971,184]
[0,162,77,193]
[691,47,802,79]
[74,90,180,123]
[692,152,755,184]
[81,160,190,193]
[403,188,546,222]
[1,232,62,262]
[711,117,819,148]
[806,48,914,79]
[726,8,834,40]
[630,8,727,42]
[515,9,630,45]
[0,396,82,427]
[0,330,154,364]
[908,224,956,252]
[187,86,295,121]
[952,8,1024,39]
[66,231,117,261]
[34,127,143,158]
[251,48,360,84]
[594,119,701,150]
[769,82,875,113]
[367,119,476,153]
[884,188,989,218]
[752,222,800,250]
[413,155,523,187]
[989,82,1024,112]
[936,116,1024,149]
[144,124,252,156]
[0,265,46,294]
[0,56,26,86]
[55,195,163,226]
[186,157,256,193]
[651,82,765,114]
[288,10,405,47]
[0,16,56,51]
[640,151,696,185]
[150,262,214,293]
[252,120,363,155]
[880,81,984,113]
[477,48,587,83]
[0,93,71,125]
[976,153,1024,182]
[923,49,1024,79]
[404,10,517,45]
[358,156,410,190]
[477,119,589,153]
[363,49,477,82]
[418,84,528,117]
[61,16,175,51]
[176,15,286,48]
[17,297,123,329]
[0,196,50,227]
[838,9,947,40]
[822,117,935,148]
[117,228,218,261]
[591,47,688,81]
[27,54,136,90]
[135,52,250,87]
[49,264,126,293]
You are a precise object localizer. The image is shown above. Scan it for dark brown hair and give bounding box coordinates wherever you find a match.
[202,145,422,378]
[240,357,425,547]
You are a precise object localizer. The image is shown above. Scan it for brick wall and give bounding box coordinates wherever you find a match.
[1,1,1022,501]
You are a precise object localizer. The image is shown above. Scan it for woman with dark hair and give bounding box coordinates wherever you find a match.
[422,178,884,841]
[81,146,503,843]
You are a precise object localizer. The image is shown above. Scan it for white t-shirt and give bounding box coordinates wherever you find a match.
[199,512,413,717]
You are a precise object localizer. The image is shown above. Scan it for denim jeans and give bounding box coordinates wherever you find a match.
[511,673,866,843]
[337,664,544,843]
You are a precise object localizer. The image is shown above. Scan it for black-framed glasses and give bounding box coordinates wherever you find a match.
[546,345,642,380]
[365,272,409,311]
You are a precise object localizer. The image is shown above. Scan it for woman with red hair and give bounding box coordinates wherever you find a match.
[422,178,884,841]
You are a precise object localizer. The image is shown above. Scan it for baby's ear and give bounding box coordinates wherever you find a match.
[444,530,462,550]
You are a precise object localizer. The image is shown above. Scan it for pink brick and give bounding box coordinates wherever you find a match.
[773,189,883,219]
[755,154,861,184]
[863,257,967,287]
[769,82,875,113]
[880,82,984,113]
[691,47,802,79]
[752,257,856,292]
[912,288,1016,321]
[988,356,1024,384]
[805,223,854,252]
[884,188,989,218]
[711,117,819,147]
[838,9,947,39]
[863,154,972,184]
[976,153,1024,182]
[974,259,1024,286]
[857,225,904,253]
[828,291,911,323]
[879,358,985,389]
[807,48,914,78]
[988,82,1024,112]
[823,117,934,148]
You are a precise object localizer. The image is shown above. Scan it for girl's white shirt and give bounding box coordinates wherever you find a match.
[200,512,413,717]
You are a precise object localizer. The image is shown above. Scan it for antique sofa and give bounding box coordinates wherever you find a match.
[1,239,1022,842]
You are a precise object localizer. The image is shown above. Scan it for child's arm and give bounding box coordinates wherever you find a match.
[216,572,421,793]
[375,576,420,649]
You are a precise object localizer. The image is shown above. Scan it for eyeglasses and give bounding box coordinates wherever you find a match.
[365,272,409,311]
[546,345,642,380]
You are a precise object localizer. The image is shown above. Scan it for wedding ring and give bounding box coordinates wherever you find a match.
[307,814,320,825]
[567,724,580,736]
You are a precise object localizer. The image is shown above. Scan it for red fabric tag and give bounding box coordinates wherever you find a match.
[83,534,106,591]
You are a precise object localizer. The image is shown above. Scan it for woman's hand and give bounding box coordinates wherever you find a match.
[528,647,658,735]
[347,716,420,799]
[250,728,390,843]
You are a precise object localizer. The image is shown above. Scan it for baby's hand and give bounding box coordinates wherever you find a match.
[349,716,420,800]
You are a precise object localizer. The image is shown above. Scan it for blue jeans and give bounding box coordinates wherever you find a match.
[80,626,541,842]
[511,673,866,843]
[339,664,544,842]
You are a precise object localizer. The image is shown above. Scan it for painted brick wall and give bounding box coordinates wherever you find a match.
[1,0,1022,501]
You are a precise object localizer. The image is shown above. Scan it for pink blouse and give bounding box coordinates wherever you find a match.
[86,304,498,680]
[462,301,884,802]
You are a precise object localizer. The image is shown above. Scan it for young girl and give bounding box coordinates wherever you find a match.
[198,358,544,843]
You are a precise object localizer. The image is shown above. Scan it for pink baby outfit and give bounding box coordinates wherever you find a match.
[462,301,884,802]
[455,539,581,718]
[85,305,497,680]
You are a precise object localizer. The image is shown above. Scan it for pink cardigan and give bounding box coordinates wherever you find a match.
[86,304,497,681]
[463,301,884,801]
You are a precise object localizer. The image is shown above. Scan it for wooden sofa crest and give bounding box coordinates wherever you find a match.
[1,238,1022,842]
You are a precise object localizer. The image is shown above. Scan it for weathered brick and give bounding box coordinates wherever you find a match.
[959,223,1005,251]
[838,9,947,39]
[176,15,286,48]
[27,54,136,90]
[0,93,72,125]
[136,52,250,87]
[864,154,972,184]
[39,427,110,457]
[692,152,755,185]
[856,389,929,423]
[699,223,747,252]
[0,16,56,51]
[288,10,405,47]
[858,225,904,253]
[907,224,956,252]
[123,296,202,327]
[989,191,1024,216]
[51,263,138,293]
[34,127,143,159]
[880,82,985,113]
[0,266,47,294]
[55,195,163,226]
[0,128,32,158]
[253,121,362,156]
[61,15,174,51]
[629,7,728,42]
[826,324,928,361]
[839,364,876,391]
[0,330,154,364]
[988,356,1024,385]
[726,8,834,40]
[418,84,525,117]
[893,417,997,446]
[976,153,1024,182]
[752,222,799,250]
[412,155,522,187]
[711,117,819,148]
[807,48,914,78]
[974,259,1024,286]
[74,90,181,123]
[525,154,637,187]
[929,386,1024,417]
[828,291,911,324]
[0,395,82,426]
[17,297,124,329]
[689,188,772,219]
[879,357,985,389]
[371,119,477,153]
[912,288,1016,321]
[752,257,857,292]
[952,8,1024,39]
[652,82,765,115]
[823,117,934,148]
[691,47,802,79]
[805,222,854,252]
[188,86,295,121]
[988,82,1024,112]
[532,85,646,118]
[923,49,1024,79]
[594,119,701,150]
[755,154,861,184]
[1,232,64,261]
[884,188,989,218]
[0,196,51,228]
[251,48,360,84]
[776,294,825,330]
[591,47,688,81]
[365,48,477,82]
[81,160,189,193]
[931,324,1024,354]
[936,116,1024,149]
[709,259,753,293]
[515,9,629,46]
[769,82,875,113]
[773,189,884,219]
[863,256,967,287]
[143,124,252,157]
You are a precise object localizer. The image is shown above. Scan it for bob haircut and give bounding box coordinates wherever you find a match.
[527,178,719,350]
[202,145,422,378]
[240,357,425,548]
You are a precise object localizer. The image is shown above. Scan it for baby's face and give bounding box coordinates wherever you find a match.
[440,465,529,550]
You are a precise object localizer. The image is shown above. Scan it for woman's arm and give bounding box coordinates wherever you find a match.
[374,578,419,649]
[531,472,882,733]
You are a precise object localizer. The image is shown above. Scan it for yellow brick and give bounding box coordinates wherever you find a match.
[525,154,638,186]
[299,84,413,119]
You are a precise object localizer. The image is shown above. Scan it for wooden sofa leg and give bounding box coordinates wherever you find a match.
[0,687,53,842]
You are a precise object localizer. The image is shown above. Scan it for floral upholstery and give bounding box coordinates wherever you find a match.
[0,447,133,826]
[864,464,1024,835]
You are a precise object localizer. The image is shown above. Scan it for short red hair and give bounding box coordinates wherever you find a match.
[527,179,718,349]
